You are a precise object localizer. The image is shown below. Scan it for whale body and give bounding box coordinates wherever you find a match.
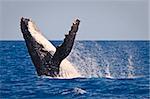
[20,18,81,78]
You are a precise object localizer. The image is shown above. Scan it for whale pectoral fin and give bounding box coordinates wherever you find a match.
[52,19,80,64]
[20,17,54,76]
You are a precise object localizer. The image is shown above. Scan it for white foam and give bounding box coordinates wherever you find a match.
[68,41,102,78]
[127,55,135,78]
[73,87,87,94]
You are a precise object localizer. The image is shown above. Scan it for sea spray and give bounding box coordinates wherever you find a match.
[68,41,102,78]
[68,41,141,79]
[127,55,135,78]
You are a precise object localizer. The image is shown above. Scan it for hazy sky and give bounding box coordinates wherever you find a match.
[0,0,149,40]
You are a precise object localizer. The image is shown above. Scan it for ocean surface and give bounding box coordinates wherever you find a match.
[0,41,149,99]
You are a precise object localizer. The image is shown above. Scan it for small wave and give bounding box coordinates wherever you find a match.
[104,75,144,80]
[40,75,85,80]
[61,87,87,95]
[73,87,87,95]
[105,75,114,79]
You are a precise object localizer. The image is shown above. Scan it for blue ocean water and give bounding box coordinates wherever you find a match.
[0,41,149,99]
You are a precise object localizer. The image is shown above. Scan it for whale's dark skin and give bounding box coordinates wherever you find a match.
[20,18,80,77]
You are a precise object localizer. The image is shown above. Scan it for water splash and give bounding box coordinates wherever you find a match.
[104,62,113,79]
[127,55,135,78]
[68,41,102,78]
[68,41,141,79]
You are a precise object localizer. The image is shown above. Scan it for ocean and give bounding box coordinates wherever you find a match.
[0,41,149,99]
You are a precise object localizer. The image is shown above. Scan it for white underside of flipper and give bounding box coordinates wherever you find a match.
[28,21,82,78]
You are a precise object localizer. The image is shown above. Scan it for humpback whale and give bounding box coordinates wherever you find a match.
[20,17,81,78]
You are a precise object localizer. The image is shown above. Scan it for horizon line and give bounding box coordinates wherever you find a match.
[0,39,149,41]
